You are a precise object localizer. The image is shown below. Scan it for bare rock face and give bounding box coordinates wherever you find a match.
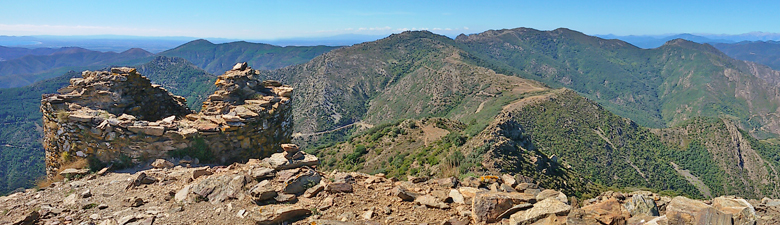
[566,199,630,225]
[711,196,757,225]
[509,198,571,225]
[666,196,732,225]
[41,63,293,177]
[472,192,536,223]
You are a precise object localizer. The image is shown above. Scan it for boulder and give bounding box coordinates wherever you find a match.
[458,187,482,199]
[500,183,517,193]
[281,143,299,153]
[393,186,418,201]
[711,196,757,225]
[233,62,248,71]
[192,167,213,180]
[509,198,571,225]
[151,159,174,169]
[126,197,145,207]
[642,215,668,225]
[221,114,242,122]
[415,195,450,209]
[262,152,319,171]
[248,167,275,180]
[127,125,165,136]
[282,169,322,194]
[175,185,191,202]
[666,196,731,225]
[332,173,355,183]
[624,194,659,217]
[566,199,629,225]
[11,210,40,225]
[303,182,325,198]
[472,192,536,223]
[536,189,567,204]
[63,193,79,207]
[502,174,517,187]
[81,189,92,198]
[325,182,353,193]
[524,188,541,197]
[763,197,780,207]
[274,193,297,203]
[249,180,278,201]
[191,174,248,203]
[126,172,157,189]
[449,189,466,204]
[515,182,538,192]
[253,205,311,225]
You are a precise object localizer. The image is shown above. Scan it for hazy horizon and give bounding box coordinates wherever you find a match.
[3,0,779,40]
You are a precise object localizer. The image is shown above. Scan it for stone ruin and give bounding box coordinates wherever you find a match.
[40,62,293,177]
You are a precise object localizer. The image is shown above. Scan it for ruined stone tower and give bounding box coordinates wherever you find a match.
[40,63,293,177]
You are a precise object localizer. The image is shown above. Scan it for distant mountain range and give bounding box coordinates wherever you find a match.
[598,32,780,49]
[712,41,780,70]
[4,27,780,200]
[0,40,339,88]
[0,47,152,88]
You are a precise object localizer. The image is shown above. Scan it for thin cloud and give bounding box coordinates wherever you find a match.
[350,11,413,16]
[0,24,188,36]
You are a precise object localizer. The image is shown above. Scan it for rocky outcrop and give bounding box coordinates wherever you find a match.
[4,155,780,225]
[41,63,293,176]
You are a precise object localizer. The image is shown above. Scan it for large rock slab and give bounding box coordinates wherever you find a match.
[509,198,571,225]
[711,196,757,225]
[392,186,418,201]
[191,174,248,203]
[282,169,322,194]
[415,195,450,209]
[127,125,165,136]
[250,180,278,201]
[151,159,174,169]
[566,199,629,225]
[472,192,536,223]
[536,189,568,204]
[624,194,659,217]
[248,167,275,180]
[253,205,311,225]
[666,196,731,225]
[262,152,319,171]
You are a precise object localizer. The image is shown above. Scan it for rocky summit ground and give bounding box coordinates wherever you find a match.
[3,150,780,225]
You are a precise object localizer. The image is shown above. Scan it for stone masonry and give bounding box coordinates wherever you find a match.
[40,63,293,177]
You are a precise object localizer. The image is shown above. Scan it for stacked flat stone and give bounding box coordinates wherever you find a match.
[40,63,293,177]
[282,144,303,160]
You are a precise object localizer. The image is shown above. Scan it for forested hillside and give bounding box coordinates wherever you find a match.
[456,28,780,139]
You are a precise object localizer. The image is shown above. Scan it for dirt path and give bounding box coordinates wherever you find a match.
[292,121,373,138]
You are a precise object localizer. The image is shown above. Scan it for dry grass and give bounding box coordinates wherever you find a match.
[439,157,460,178]
[36,158,89,189]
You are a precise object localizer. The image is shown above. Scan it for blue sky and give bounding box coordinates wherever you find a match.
[1,0,778,39]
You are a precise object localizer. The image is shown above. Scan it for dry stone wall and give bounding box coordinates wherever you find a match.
[41,63,293,177]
